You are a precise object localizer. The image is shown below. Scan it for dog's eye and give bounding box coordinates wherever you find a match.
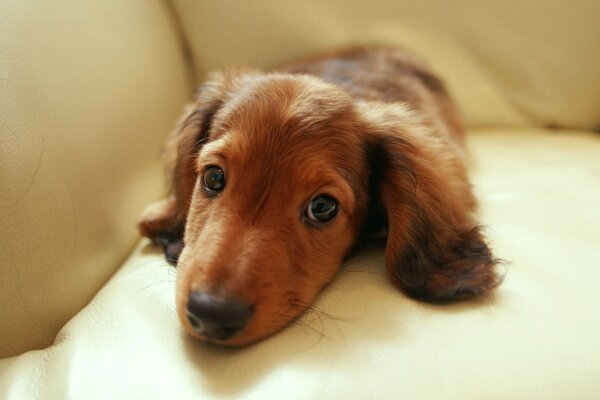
[306,195,338,223]
[202,166,226,193]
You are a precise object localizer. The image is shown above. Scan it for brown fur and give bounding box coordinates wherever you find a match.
[139,45,501,345]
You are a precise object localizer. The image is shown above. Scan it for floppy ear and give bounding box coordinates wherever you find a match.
[138,72,238,263]
[361,103,501,303]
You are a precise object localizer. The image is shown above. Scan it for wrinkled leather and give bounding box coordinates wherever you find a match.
[0,1,192,357]
[1,129,599,399]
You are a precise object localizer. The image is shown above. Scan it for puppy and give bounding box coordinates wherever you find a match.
[139,46,500,346]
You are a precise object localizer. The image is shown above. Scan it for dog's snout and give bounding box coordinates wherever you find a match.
[186,291,252,341]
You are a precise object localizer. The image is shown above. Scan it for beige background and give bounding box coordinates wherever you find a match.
[1,1,599,398]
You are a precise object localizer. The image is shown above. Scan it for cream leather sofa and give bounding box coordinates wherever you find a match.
[1,1,599,399]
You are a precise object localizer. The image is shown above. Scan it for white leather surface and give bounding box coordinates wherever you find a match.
[1,128,598,399]
[0,1,192,357]
[173,0,600,130]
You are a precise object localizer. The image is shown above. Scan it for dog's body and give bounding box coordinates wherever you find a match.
[139,46,500,345]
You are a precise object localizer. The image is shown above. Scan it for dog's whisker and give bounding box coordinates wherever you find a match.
[133,259,172,269]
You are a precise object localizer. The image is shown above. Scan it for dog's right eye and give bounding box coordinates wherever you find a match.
[202,166,226,194]
[305,195,338,224]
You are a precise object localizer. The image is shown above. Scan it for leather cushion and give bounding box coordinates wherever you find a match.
[2,128,599,399]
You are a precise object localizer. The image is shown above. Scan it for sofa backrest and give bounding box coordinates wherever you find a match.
[173,0,600,131]
[0,2,192,358]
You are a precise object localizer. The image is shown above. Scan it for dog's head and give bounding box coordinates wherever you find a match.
[140,71,499,345]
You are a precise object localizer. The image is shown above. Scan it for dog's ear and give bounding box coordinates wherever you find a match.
[138,71,242,263]
[360,103,501,302]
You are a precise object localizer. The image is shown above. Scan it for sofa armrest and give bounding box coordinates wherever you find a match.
[0,1,193,358]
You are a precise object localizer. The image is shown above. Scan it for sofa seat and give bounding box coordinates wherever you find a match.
[2,128,598,399]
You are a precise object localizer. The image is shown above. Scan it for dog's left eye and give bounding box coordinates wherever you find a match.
[306,195,338,223]
[202,166,226,194]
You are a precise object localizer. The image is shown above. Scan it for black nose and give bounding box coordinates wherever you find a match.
[186,292,252,341]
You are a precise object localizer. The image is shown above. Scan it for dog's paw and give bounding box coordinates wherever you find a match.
[154,235,184,266]
[138,197,184,265]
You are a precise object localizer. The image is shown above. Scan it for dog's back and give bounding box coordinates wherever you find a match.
[280,46,464,142]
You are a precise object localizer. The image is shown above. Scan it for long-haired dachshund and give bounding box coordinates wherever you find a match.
[139,45,500,346]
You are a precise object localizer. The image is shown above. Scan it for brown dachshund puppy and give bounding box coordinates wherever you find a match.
[139,46,500,346]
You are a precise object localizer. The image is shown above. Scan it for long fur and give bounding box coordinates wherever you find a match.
[138,45,501,345]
